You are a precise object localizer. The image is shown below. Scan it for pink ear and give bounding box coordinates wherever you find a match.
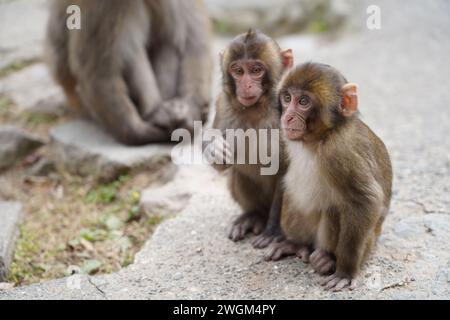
[340,83,358,117]
[280,49,294,69]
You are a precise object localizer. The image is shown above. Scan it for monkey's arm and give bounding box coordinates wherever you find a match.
[173,11,212,126]
[208,101,232,172]
[252,178,285,248]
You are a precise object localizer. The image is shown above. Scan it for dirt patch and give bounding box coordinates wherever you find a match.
[0,94,167,286]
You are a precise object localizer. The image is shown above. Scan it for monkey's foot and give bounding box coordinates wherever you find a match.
[145,99,192,132]
[321,273,356,292]
[310,249,336,275]
[252,227,284,249]
[265,241,310,262]
[228,212,265,242]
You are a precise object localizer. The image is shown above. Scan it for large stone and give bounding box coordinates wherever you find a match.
[0,126,44,171]
[140,165,226,217]
[0,63,66,115]
[204,0,355,35]
[49,119,173,181]
[0,202,23,281]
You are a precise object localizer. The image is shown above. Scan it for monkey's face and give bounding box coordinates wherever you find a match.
[280,88,316,140]
[229,59,267,107]
[278,63,359,142]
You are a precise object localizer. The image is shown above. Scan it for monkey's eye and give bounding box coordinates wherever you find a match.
[251,66,262,74]
[283,94,291,103]
[299,95,310,106]
[233,67,244,76]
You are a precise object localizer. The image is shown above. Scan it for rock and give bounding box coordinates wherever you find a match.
[0,126,44,171]
[0,202,23,281]
[49,119,172,181]
[28,158,56,176]
[0,63,66,115]
[0,0,48,69]
[204,0,354,35]
[0,283,15,291]
[140,165,225,217]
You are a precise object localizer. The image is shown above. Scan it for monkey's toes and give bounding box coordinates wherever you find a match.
[321,274,355,292]
[264,241,301,261]
[296,247,311,263]
[228,214,265,242]
[228,224,247,241]
[310,249,336,275]
[252,229,284,249]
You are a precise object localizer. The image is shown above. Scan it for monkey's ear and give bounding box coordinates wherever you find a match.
[280,49,294,69]
[340,83,358,117]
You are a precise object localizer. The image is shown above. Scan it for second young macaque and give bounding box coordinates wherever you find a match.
[266,62,392,291]
[209,30,293,248]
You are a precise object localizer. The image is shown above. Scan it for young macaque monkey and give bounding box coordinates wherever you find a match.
[209,30,293,248]
[266,62,392,291]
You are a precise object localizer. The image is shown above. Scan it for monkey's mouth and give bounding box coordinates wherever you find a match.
[238,96,259,107]
[282,122,306,140]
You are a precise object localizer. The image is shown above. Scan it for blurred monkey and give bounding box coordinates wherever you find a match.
[46,0,212,145]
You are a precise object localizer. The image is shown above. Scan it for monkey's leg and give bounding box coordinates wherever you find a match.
[265,241,311,262]
[228,170,267,242]
[79,77,170,145]
[322,206,374,292]
[171,34,212,128]
[144,44,187,131]
[126,48,165,123]
[252,179,284,249]
[311,210,339,275]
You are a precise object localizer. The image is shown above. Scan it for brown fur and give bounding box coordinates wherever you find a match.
[212,30,289,248]
[279,62,392,281]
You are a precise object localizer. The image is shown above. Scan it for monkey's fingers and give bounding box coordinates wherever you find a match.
[213,139,232,164]
[205,144,223,166]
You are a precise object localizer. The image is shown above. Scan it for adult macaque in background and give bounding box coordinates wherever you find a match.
[210,30,293,248]
[266,62,392,291]
[46,0,212,145]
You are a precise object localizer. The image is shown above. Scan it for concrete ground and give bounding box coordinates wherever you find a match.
[1,0,449,299]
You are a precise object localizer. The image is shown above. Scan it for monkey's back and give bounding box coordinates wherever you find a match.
[320,117,393,213]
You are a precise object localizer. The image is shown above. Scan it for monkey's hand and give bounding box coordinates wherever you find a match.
[321,273,356,292]
[252,226,284,249]
[147,99,196,133]
[204,136,233,171]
